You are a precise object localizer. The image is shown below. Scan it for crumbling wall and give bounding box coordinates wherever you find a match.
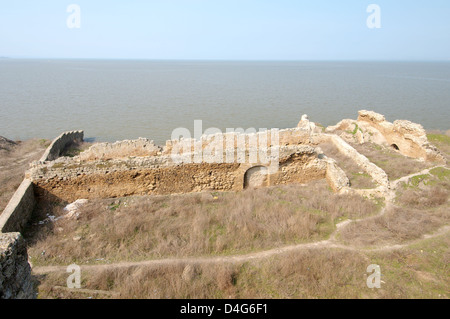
[0,233,35,299]
[0,131,84,299]
[79,138,161,161]
[313,133,390,189]
[29,145,329,203]
[325,159,350,192]
[163,128,310,156]
[325,111,445,163]
[357,111,445,163]
[0,180,36,233]
[40,130,84,161]
[1,131,85,233]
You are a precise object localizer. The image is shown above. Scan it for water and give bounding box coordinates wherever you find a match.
[0,59,449,145]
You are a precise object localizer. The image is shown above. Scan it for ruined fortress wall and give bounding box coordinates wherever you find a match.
[0,233,35,299]
[79,138,161,161]
[0,179,36,233]
[0,131,85,233]
[325,159,350,192]
[357,111,444,163]
[314,133,390,188]
[34,162,242,202]
[163,128,310,156]
[0,131,84,299]
[31,147,328,203]
[40,130,84,162]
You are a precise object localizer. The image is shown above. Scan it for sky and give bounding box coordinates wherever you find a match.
[0,0,449,60]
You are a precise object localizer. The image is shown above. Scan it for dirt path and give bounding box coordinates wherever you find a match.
[32,165,449,275]
[33,224,449,275]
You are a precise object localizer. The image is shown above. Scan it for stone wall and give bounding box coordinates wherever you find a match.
[325,158,350,192]
[315,133,390,188]
[357,111,445,163]
[29,145,328,203]
[0,179,36,233]
[0,130,85,234]
[325,111,445,164]
[40,130,84,161]
[0,130,84,299]
[0,233,34,299]
[79,137,161,161]
[161,128,310,158]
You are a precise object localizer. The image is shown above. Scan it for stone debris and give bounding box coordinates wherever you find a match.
[64,199,89,219]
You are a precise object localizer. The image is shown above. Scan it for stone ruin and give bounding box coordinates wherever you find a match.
[25,110,445,204]
[326,110,445,163]
[1,110,446,298]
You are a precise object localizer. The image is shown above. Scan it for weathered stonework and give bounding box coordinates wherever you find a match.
[3,111,444,298]
[314,133,390,189]
[0,233,35,299]
[1,130,84,299]
[27,111,426,205]
[40,130,84,162]
[29,145,329,203]
[79,138,161,161]
[326,110,445,163]
[0,179,36,233]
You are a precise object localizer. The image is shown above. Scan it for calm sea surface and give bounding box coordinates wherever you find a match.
[0,60,449,144]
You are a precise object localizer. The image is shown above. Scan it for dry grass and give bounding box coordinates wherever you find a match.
[25,180,380,266]
[338,205,449,248]
[396,167,450,209]
[350,142,432,180]
[34,250,367,299]
[397,183,449,209]
[339,172,449,247]
[319,142,376,189]
[0,138,49,212]
[26,131,450,299]
[34,235,449,299]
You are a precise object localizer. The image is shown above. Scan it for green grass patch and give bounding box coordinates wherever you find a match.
[429,167,450,180]
[407,174,432,188]
[109,202,121,211]
[427,134,450,145]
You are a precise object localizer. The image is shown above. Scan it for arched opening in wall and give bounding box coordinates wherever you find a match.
[244,166,269,189]
[391,144,400,151]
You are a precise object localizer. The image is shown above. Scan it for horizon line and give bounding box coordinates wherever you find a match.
[2,57,450,63]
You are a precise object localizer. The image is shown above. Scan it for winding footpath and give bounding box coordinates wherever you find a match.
[32,164,449,275]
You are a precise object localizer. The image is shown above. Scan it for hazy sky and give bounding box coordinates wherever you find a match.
[1,0,449,60]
